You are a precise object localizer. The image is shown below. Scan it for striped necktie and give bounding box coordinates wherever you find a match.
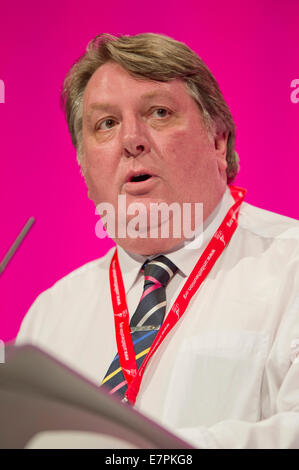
[101,255,178,399]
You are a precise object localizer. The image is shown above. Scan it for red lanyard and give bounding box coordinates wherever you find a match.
[109,185,246,405]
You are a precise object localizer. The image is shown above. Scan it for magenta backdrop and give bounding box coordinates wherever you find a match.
[0,0,298,343]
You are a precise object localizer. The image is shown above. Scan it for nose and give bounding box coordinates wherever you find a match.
[121,115,150,158]
[124,143,145,158]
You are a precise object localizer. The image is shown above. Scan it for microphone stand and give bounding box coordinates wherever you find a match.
[0,217,35,275]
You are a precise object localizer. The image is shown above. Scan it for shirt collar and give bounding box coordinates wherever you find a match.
[117,186,234,293]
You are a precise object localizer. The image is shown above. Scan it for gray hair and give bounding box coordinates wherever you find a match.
[61,33,239,183]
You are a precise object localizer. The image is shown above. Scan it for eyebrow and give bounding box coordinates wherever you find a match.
[86,90,177,119]
[87,103,118,114]
[139,90,176,101]
[85,103,118,125]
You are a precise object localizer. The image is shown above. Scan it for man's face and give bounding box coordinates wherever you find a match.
[81,61,228,254]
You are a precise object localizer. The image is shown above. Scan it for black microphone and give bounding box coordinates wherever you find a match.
[0,217,35,275]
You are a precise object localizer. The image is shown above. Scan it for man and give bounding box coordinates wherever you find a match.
[16,33,299,448]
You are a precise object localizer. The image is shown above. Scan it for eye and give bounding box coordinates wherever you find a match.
[151,108,171,118]
[97,118,117,131]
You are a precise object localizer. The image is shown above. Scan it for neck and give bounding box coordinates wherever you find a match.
[122,187,228,258]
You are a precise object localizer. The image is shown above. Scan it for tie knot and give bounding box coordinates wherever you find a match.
[142,255,177,287]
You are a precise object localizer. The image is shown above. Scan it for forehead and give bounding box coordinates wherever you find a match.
[83,61,194,111]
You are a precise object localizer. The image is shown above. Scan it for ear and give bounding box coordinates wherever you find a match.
[214,130,228,175]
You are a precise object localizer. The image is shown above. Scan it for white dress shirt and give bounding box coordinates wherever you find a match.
[15,186,299,448]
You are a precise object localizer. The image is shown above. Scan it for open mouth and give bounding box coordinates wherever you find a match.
[130,174,152,183]
[124,171,157,195]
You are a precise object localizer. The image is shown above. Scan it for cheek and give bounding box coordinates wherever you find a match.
[82,166,103,203]
[83,138,118,179]
[83,128,118,167]
[159,128,213,173]
[81,151,117,204]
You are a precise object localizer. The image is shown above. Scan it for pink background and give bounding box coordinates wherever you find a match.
[0,0,298,343]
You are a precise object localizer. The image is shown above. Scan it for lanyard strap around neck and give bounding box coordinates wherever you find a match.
[109,185,246,405]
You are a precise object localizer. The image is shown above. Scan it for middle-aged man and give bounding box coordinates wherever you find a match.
[16,33,299,448]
